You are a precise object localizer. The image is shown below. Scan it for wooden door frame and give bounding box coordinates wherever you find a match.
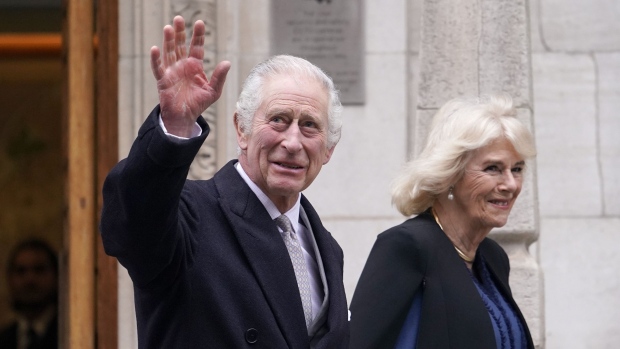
[63,0,118,347]
[95,0,119,349]
[62,0,95,346]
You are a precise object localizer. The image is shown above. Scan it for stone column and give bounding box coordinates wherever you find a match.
[413,0,544,347]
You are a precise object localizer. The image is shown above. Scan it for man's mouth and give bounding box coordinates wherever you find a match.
[276,162,303,170]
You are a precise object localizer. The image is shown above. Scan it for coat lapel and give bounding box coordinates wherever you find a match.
[213,161,309,348]
[300,196,348,348]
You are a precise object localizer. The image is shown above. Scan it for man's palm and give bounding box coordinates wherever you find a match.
[150,16,230,136]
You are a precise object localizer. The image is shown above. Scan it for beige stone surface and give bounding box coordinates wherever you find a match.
[528,0,548,53]
[417,0,481,108]
[541,218,620,348]
[366,0,406,53]
[596,53,620,216]
[540,0,620,52]
[479,0,532,106]
[532,53,601,217]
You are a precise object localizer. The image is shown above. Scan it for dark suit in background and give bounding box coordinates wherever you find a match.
[0,316,57,349]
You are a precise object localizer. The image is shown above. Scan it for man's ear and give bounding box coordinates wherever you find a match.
[323,146,336,165]
[234,113,248,150]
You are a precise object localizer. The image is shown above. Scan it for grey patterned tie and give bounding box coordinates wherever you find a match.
[274,214,313,327]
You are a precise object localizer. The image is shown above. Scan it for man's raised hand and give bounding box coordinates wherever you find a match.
[150,16,231,137]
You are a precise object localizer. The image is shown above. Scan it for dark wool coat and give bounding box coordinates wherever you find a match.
[349,211,534,349]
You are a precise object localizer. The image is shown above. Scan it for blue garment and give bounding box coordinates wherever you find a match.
[393,288,423,349]
[469,257,527,349]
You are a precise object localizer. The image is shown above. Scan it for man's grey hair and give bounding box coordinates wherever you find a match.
[235,55,343,149]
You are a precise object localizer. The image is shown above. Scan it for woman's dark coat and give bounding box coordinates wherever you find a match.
[349,212,534,349]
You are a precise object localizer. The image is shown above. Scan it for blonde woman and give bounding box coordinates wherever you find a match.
[349,94,535,349]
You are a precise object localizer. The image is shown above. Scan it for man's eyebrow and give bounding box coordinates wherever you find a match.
[265,107,291,116]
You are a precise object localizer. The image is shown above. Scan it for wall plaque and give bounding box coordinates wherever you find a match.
[271,0,364,104]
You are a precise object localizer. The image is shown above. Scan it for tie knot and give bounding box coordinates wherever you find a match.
[274,215,294,234]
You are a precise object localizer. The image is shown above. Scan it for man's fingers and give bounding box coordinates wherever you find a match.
[150,46,165,81]
[189,20,206,61]
[162,25,177,67]
[173,16,187,59]
[208,61,232,96]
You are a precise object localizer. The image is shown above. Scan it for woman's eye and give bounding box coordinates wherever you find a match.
[485,165,500,173]
[512,166,523,173]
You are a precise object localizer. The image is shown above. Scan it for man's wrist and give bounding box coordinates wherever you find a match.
[159,114,202,139]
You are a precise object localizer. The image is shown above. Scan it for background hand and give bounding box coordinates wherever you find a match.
[150,16,231,137]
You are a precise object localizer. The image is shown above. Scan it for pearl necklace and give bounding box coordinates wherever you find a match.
[431,208,475,263]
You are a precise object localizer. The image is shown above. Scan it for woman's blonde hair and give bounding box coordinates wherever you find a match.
[391,93,536,216]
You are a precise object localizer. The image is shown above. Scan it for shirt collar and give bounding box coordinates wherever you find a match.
[234,162,301,233]
[16,305,56,337]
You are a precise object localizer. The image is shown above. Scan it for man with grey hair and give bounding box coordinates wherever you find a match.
[100,15,348,348]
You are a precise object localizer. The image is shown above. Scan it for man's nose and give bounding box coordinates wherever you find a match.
[281,123,302,152]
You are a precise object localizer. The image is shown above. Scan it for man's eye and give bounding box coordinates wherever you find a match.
[302,121,317,128]
[271,116,284,123]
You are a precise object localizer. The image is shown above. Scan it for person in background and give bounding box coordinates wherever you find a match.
[100,15,349,348]
[0,239,58,349]
[349,93,535,349]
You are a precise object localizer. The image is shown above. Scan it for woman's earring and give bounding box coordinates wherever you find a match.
[448,186,454,201]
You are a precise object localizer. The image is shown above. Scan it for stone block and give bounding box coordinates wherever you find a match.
[143,1,167,54]
[412,108,434,156]
[532,53,601,217]
[408,54,421,155]
[540,0,620,52]
[540,218,620,348]
[479,0,532,107]
[239,0,270,55]
[417,0,480,108]
[407,0,424,54]
[117,57,137,157]
[366,0,406,53]
[528,0,547,53]
[596,53,620,216]
[118,0,137,58]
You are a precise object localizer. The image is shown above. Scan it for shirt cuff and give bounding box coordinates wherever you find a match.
[159,113,202,139]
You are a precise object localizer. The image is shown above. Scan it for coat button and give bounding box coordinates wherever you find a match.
[245,328,259,344]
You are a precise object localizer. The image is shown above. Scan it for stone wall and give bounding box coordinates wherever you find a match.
[531,0,620,347]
